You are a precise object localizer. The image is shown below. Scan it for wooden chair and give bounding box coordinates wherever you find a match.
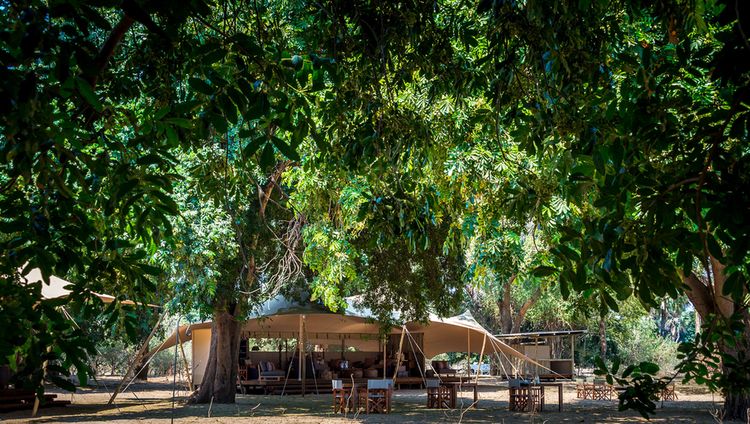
[426,379,452,409]
[332,380,352,413]
[508,379,526,411]
[358,379,391,414]
[529,386,543,412]
[576,380,588,399]
[660,384,678,401]
[238,359,249,381]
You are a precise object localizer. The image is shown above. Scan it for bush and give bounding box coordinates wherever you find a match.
[609,315,680,374]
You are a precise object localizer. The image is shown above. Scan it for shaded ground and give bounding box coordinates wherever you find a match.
[0,376,730,423]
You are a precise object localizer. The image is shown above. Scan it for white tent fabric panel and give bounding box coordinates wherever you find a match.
[21,267,126,304]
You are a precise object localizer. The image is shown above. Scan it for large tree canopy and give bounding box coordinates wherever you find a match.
[2,0,748,419]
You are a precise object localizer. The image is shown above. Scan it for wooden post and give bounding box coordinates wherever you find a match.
[476,333,486,384]
[392,327,406,380]
[467,329,471,379]
[301,316,306,396]
[179,331,192,391]
[382,335,387,379]
[298,315,303,381]
[570,334,575,377]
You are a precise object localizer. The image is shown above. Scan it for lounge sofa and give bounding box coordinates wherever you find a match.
[257,361,286,381]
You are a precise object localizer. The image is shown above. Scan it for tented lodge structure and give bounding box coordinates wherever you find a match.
[154,296,546,393]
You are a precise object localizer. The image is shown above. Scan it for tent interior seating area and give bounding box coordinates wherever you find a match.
[430,360,458,377]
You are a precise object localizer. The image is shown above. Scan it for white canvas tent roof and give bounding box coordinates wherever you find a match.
[155,295,531,361]
[21,267,154,306]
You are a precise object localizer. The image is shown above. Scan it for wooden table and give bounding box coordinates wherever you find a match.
[539,383,563,412]
[442,381,478,408]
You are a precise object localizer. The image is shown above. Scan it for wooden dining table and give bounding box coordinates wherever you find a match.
[539,382,563,412]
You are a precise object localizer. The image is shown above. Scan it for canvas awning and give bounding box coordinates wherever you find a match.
[153,295,532,363]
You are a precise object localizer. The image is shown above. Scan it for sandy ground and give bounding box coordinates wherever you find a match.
[0,376,731,423]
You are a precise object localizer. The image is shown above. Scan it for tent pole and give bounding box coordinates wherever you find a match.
[467,328,470,379]
[302,316,307,395]
[108,310,166,405]
[570,334,575,377]
[178,330,192,391]
[392,327,405,380]
[382,335,386,379]
[476,333,486,384]
[298,315,303,382]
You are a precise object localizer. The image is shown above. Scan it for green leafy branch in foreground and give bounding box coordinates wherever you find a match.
[594,357,671,419]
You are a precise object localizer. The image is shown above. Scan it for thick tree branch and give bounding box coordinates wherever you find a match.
[512,285,543,334]
[258,161,290,219]
[681,271,715,319]
[86,15,135,88]
[709,255,734,318]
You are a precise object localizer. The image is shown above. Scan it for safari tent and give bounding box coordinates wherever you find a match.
[155,296,541,387]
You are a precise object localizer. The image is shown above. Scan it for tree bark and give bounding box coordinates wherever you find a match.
[512,286,543,334]
[189,308,241,404]
[497,274,516,334]
[681,265,749,421]
[134,361,149,381]
[722,390,749,423]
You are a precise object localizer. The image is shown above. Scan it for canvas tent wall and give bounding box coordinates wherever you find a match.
[154,296,536,385]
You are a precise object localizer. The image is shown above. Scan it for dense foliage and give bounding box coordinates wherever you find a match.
[1,0,748,419]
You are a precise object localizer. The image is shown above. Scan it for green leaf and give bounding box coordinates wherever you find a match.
[243,136,265,158]
[75,78,103,112]
[602,290,619,312]
[49,375,76,392]
[188,78,213,95]
[621,364,635,378]
[532,266,557,277]
[165,126,178,146]
[721,272,744,301]
[218,94,238,125]
[271,136,300,161]
[559,275,570,299]
[638,361,659,375]
[612,357,621,375]
[260,142,275,169]
[706,235,723,260]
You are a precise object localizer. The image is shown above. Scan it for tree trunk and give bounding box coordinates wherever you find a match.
[511,286,543,334]
[682,267,750,421]
[723,394,749,423]
[135,361,149,381]
[497,274,516,334]
[189,308,241,404]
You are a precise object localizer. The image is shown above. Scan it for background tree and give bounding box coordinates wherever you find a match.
[468,0,749,419]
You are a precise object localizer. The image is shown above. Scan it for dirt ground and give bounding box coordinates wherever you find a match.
[0,376,731,423]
